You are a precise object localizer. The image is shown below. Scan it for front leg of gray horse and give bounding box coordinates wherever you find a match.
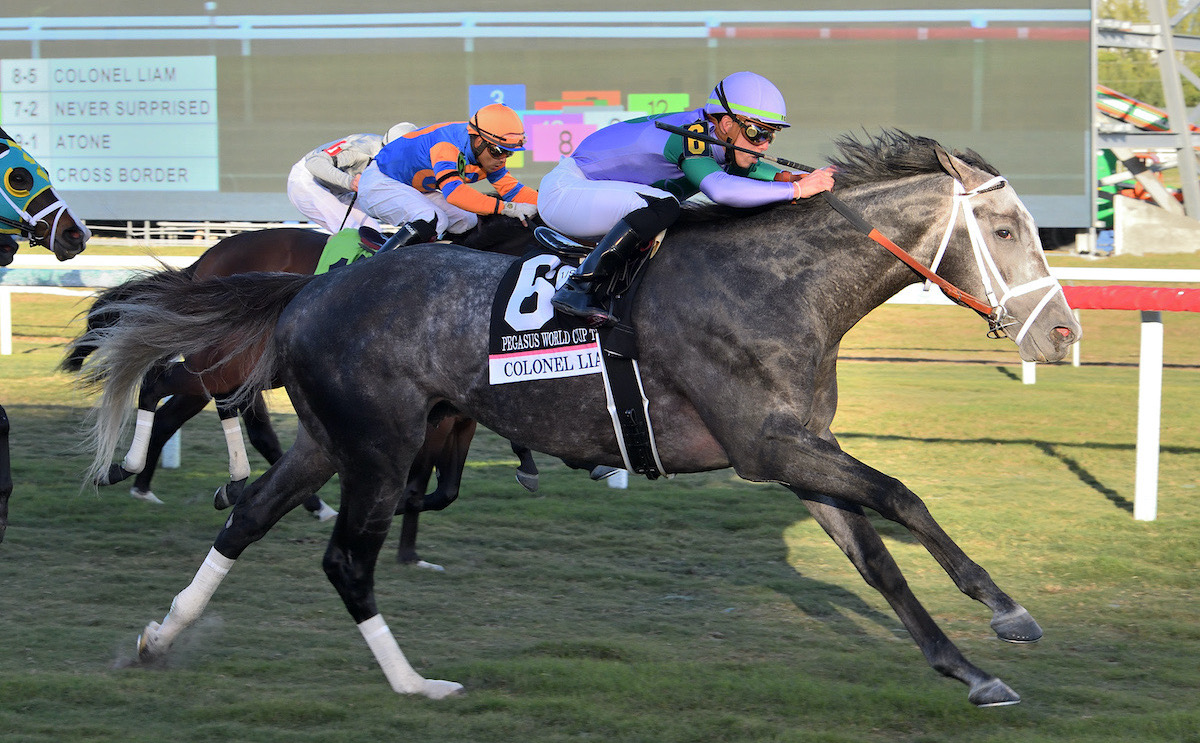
[798,492,1021,707]
[759,417,1042,645]
[867,482,1043,644]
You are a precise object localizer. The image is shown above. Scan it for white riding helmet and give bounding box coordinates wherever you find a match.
[384,122,418,144]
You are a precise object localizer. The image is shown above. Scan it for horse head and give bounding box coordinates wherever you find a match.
[928,145,1081,364]
[0,130,90,266]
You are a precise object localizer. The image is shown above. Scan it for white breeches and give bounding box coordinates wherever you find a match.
[286,160,382,234]
[537,157,675,240]
[356,162,478,236]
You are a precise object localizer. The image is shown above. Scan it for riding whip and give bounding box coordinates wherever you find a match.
[338,192,357,232]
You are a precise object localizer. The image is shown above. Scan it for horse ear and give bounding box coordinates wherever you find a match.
[934,145,993,191]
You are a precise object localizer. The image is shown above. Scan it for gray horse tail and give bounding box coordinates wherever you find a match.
[61,263,200,373]
[69,267,315,487]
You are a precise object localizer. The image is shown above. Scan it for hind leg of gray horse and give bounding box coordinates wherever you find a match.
[136,427,336,664]
[799,492,1022,707]
[239,392,334,520]
[395,416,476,568]
[325,465,462,698]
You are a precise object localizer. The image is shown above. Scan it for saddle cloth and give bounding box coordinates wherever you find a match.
[488,247,666,479]
[314,227,385,275]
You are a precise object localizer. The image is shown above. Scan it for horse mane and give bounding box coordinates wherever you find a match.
[678,129,1000,224]
[828,129,999,189]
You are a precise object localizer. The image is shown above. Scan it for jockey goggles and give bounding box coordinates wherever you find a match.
[738,119,777,146]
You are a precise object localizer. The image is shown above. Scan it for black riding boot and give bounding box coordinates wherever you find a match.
[378,218,437,252]
[551,220,644,327]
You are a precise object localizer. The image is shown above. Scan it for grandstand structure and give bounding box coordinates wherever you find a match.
[1095,1,1200,218]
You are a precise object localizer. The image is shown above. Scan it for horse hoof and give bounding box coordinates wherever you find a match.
[589,465,621,481]
[991,606,1043,643]
[130,488,164,504]
[515,469,539,493]
[415,560,445,572]
[136,621,165,662]
[421,679,464,700]
[213,479,247,511]
[968,677,1021,707]
[98,463,132,486]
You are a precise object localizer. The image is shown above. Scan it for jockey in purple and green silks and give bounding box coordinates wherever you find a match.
[538,71,836,328]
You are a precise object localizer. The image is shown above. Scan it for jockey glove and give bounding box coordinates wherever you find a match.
[501,201,538,220]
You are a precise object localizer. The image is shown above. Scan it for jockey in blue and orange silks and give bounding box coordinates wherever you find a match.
[356,103,539,250]
[539,71,836,328]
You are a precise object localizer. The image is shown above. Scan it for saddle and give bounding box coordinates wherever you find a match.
[532,225,661,359]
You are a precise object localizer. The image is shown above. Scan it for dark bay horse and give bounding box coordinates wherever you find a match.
[63,217,538,547]
[1,129,90,544]
[73,131,1080,706]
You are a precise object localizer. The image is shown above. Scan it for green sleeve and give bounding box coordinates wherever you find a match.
[745,160,784,181]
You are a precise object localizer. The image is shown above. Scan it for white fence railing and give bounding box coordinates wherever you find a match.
[0,11,1092,47]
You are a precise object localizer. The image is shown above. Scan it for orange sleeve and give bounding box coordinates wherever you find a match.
[490,172,538,204]
[443,182,506,215]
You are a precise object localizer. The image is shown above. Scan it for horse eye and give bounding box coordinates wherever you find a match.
[5,167,33,194]
[995,228,1013,240]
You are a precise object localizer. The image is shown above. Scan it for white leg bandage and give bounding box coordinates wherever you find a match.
[357,614,427,694]
[121,409,156,473]
[156,547,235,647]
[221,417,251,481]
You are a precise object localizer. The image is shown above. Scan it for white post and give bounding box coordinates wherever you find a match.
[1072,309,1081,367]
[0,288,11,355]
[162,430,181,468]
[1134,311,1163,521]
[607,469,629,489]
[1022,360,1036,385]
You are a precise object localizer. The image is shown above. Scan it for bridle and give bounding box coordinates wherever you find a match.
[827,175,1062,342]
[0,186,89,248]
[924,176,1064,343]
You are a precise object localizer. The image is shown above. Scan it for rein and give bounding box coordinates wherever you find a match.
[823,190,994,318]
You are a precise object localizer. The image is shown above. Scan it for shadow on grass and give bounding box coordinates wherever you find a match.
[835,430,1200,515]
[777,569,900,636]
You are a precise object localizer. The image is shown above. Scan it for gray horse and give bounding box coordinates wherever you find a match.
[74,131,1080,707]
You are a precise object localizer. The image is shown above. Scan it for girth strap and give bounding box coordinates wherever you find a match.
[596,338,666,480]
